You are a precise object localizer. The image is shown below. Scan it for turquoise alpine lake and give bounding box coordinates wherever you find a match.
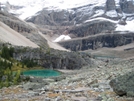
[22,70,60,77]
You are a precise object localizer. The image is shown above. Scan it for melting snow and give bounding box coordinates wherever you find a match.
[93,10,105,17]
[84,17,118,23]
[116,20,134,32]
[106,10,118,18]
[53,35,71,42]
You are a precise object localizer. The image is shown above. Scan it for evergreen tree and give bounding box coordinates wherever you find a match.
[1,46,10,59]
[13,70,21,85]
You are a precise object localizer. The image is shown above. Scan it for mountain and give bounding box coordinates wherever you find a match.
[0,11,93,70]
[3,0,134,22]
[0,20,38,48]
[1,0,134,52]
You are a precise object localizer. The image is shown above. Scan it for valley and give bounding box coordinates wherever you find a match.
[0,0,134,101]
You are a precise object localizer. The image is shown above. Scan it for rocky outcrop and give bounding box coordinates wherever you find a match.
[69,20,115,37]
[119,0,134,13]
[110,72,134,97]
[58,32,134,51]
[0,11,35,33]
[13,47,92,69]
[0,11,49,48]
[26,4,105,26]
[106,0,116,11]
[26,9,74,26]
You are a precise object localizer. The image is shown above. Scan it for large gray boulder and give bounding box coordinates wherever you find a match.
[110,72,134,97]
[22,82,45,90]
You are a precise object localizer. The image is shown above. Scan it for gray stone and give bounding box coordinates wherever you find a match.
[39,91,46,95]
[28,91,39,97]
[71,96,87,101]
[45,98,51,101]
[23,82,48,90]
[55,96,62,101]
[68,77,85,83]
[87,79,98,87]
[29,77,44,83]
[50,75,66,82]
[110,72,134,97]
[43,78,55,83]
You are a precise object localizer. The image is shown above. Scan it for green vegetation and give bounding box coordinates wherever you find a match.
[0,45,42,88]
[0,59,21,88]
[21,58,38,68]
[1,45,14,60]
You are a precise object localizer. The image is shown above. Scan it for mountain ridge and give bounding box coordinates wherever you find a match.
[1,0,134,51]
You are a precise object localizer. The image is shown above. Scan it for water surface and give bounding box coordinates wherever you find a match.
[23,69,60,77]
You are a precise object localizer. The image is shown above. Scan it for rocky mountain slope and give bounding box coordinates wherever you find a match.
[0,11,93,70]
[0,11,70,51]
[0,21,38,48]
[24,0,134,26]
[2,0,134,52]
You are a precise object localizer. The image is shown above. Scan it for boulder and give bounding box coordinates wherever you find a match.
[68,77,85,83]
[50,75,66,82]
[71,96,87,101]
[110,72,134,97]
[23,82,49,90]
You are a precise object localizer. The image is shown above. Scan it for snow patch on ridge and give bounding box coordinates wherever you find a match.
[106,10,118,18]
[53,35,71,42]
[84,17,118,23]
[116,20,134,32]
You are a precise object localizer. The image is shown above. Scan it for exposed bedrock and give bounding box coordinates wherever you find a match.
[69,20,116,37]
[13,48,92,70]
[119,0,134,13]
[106,0,116,11]
[58,32,134,51]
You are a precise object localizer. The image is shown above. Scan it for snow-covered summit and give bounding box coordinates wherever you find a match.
[1,0,107,19]
[2,0,106,8]
[1,0,134,33]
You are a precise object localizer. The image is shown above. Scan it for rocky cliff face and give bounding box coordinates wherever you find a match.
[0,11,35,33]
[0,11,94,70]
[22,0,134,48]
[69,20,115,37]
[13,47,92,69]
[25,0,134,27]
[24,0,111,26]
[26,10,74,26]
[58,32,134,51]
[106,0,116,11]
[0,11,49,48]
[120,0,134,13]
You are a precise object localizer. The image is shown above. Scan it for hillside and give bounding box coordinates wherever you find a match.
[0,21,38,48]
